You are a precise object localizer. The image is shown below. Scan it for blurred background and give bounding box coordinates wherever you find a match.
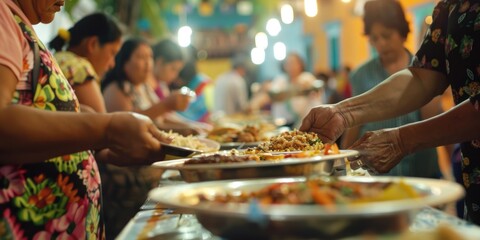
[34,0,436,105]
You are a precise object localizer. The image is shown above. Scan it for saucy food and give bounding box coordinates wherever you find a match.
[196,178,421,206]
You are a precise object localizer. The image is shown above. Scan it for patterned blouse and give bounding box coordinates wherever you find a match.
[412,0,480,224]
[0,1,104,239]
[54,51,98,86]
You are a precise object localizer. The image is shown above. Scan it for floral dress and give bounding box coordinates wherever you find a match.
[54,51,99,86]
[0,3,104,239]
[412,0,480,224]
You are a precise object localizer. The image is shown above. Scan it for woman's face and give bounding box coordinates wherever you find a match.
[16,0,64,24]
[154,59,184,84]
[283,55,304,79]
[368,23,406,61]
[123,44,153,85]
[89,38,122,78]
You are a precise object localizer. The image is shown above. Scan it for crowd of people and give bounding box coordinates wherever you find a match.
[1,0,480,239]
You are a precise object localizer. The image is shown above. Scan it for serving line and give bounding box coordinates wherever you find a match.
[117,169,480,240]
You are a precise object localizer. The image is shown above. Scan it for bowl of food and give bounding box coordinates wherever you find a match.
[152,149,357,182]
[149,176,465,239]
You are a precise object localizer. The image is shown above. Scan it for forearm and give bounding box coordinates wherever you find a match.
[0,105,111,163]
[337,68,447,127]
[137,102,172,119]
[400,99,480,152]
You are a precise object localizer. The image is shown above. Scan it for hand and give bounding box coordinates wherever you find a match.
[104,112,171,165]
[349,128,409,174]
[164,90,192,111]
[299,104,349,143]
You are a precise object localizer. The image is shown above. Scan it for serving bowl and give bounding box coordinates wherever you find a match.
[148,176,464,239]
[152,150,358,182]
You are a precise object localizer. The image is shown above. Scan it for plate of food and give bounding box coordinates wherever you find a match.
[206,124,284,150]
[152,149,358,182]
[160,131,220,160]
[148,176,465,239]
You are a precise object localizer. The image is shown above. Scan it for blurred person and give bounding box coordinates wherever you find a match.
[316,71,343,104]
[175,45,211,123]
[100,38,193,238]
[300,0,480,225]
[150,39,211,135]
[341,0,442,178]
[0,1,171,238]
[49,12,122,113]
[269,52,323,128]
[213,55,250,116]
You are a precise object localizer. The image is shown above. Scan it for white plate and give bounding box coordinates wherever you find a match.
[153,149,358,170]
[149,176,465,218]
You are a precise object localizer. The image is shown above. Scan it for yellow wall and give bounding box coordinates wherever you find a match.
[197,58,231,81]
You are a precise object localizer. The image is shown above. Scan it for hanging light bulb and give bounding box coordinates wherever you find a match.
[273,42,286,61]
[178,26,192,47]
[281,4,294,24]
[304,0,318,17]
[266,18,281,36]
[255,32,268,49]
[251,47,265,65]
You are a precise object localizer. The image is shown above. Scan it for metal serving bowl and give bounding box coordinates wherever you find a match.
[148,176,464,239]
[152,150,358,182]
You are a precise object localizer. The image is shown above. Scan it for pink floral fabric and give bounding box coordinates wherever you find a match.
[0,1,104,239]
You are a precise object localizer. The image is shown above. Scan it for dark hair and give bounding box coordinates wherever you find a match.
[152,39,184,63]
[363,0,410,38]
[101,38,150,91]
[281,52,306,73]
[49,12,122,52]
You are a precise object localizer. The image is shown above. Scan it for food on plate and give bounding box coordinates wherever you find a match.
[161,130,218,152]
[207,125,267,143]
[184,151,285,165]
[246,130,326,153]
[196,177,421,206]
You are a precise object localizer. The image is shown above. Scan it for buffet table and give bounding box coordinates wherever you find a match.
[117,205,480,240]
[117,169,480,240]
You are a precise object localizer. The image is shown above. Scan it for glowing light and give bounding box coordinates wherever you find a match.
[255,32,268,49]
[425,16,433,25]
[304,0,318,17]
[251,48,265,65]
[280,4,294,24]
[266,18,281,36]
[178,26,192,47]
[273,42,286,61]
[341,0,351,3]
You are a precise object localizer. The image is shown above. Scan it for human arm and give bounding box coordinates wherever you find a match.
[73,80,106,113]
[341,126,360,148]
[103,83,190,119]
[0,65,170,165]
[349,98,480,173]
[300,68,449,143]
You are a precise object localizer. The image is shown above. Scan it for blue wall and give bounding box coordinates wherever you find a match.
[258,19,311,82]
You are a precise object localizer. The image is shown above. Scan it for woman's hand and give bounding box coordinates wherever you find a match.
[299,104,350,143]
[349,128,409,174]
[103,112,171,165]
[166,87,196,111]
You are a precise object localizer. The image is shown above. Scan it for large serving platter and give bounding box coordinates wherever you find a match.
[148,176,465,239]
[152,150,358,182]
